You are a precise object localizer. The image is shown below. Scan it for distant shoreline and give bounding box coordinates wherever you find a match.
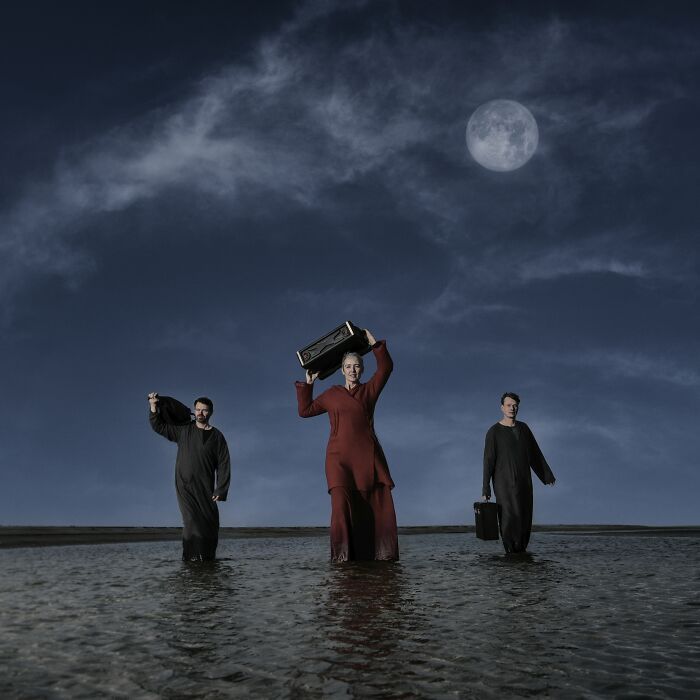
[1,525,699,549]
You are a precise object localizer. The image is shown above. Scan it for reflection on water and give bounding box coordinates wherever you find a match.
[156,560,244,695]
[322,562,410,657]
[315,563,418,694]
[0,534,699,698]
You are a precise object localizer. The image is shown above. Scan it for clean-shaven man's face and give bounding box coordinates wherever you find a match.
[501,398,519,421]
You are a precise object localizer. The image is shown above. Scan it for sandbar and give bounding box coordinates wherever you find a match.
[1,524,698,549]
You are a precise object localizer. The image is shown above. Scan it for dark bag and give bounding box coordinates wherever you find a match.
[474,501,499,540]
[297,321,371,379]
[158,396,192,425]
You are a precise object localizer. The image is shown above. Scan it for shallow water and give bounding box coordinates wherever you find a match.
[1,533,698,699]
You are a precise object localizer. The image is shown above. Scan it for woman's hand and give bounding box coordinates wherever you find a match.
[364,329,377,346]
[306,370,319,385]
[147,392,159,413]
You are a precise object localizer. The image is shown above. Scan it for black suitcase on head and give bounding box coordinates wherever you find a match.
[297,321,371,379]
[474,501,499,540]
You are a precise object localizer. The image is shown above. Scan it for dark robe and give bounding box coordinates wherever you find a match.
[150,408,231,561]
[296,340,398,562]
[482,422,555,553]
[157,395,192,425]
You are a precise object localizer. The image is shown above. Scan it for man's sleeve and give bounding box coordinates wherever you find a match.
[214,435,231,501]
[149,410,183,443]
[483,427,496,498]
[527,426,555,485]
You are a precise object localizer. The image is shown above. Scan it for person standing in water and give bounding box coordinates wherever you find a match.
[148,393,231,561]
[482,392,555,553]
[296,329,399,562]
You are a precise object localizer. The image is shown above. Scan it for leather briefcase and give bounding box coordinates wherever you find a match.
[474,501,499,540]
[297,321,371,379]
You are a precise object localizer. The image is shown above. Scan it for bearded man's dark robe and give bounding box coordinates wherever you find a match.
[483,422,555,553]
[150,398,231,560]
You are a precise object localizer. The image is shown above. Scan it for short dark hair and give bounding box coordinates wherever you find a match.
[501,392,520,405]
[193,397,214,413]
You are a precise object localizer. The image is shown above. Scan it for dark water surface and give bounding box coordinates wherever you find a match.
[1,533,698,699]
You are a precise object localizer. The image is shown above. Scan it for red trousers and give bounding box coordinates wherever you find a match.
[329,485,399,562]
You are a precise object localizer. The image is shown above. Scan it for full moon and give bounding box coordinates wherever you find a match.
[466,99,539,172]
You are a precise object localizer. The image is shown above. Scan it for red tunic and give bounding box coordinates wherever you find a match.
[295,340,394,493]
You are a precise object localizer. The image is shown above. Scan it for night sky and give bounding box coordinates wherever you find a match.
[2,1,698,527]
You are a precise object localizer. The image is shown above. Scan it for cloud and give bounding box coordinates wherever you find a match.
[516,245,648,282]
[398,225,667,336]
[0,22,437,294]
[150,317,246,358]
[1,2,693,302]
[530,413,636,454]
[491,344,700,389]
[282,288,396,316]
[575,350,700,387]
[413,285,516,327]
[380,406,473,452]
[477,227,681,289]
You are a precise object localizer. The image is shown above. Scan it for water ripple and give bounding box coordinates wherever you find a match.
[1,534,699,698]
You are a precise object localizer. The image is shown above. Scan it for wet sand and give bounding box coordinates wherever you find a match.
[1,524,698,548]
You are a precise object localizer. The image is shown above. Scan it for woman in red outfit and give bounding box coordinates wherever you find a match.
[295,329,399,562]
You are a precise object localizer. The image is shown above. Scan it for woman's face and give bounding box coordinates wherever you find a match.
[341,355,363,383]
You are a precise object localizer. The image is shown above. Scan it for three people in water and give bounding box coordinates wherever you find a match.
[147,332,556,561]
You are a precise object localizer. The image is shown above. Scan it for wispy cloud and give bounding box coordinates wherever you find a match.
[516,247,648,282]
[150,317,246,358]
[470,228,679,289]
[1,1,692,300]
[576,350,700,387]
[380,406,474,452]
[490,344,700,389]
[412,282,516,327]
